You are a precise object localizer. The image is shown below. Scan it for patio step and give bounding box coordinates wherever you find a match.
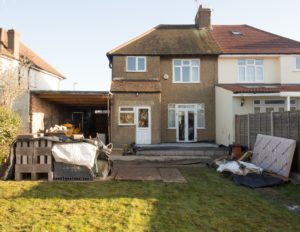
[136,148,228,157]
[110,154,224,167]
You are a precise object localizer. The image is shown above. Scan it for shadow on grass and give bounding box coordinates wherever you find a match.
[6,167,300,231]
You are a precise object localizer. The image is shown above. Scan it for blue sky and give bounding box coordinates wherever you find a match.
[1,0,300,91]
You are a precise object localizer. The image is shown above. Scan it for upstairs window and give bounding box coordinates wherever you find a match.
[126,56,146,72]
[173,59,200,83]
[296,57,300,70]
[238,59,264,82]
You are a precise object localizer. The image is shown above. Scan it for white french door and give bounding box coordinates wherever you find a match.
[176,105,197,142]
[135,107,151,144]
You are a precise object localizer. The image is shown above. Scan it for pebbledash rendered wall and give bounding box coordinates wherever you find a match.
[160,55,218,143]
[110,93,161,148]
[110,55,218,147]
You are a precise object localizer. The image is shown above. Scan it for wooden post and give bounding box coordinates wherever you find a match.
[270,111,274,136]
[247,114,250,149]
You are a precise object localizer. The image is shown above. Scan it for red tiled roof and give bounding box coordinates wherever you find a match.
[218,84,300,93]
[211,25,300,54]
[111,80,161,93]
[0,29,65,79]
[20,43,65,79]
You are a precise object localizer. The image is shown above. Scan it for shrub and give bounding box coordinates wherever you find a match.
[0,106,20,164]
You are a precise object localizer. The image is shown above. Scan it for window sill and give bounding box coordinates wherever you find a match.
[119,124,135,126]
[168,127,176,129]
[126,70,147,73]
[172,81,201,84]
[293,69,300,72]
[197,127,206,130]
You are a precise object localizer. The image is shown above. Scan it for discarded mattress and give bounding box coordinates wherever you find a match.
[232,173,287,189]
[52,142,97,169]
[252,134,296,177]
[217,161,263,176]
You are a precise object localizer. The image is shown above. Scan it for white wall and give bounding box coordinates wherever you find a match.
[218,56,280,84]
[29,69,61,90]
[215,86,234,145]
[280,55,300,84]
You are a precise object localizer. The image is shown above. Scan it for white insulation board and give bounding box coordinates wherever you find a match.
[252,134,296,177]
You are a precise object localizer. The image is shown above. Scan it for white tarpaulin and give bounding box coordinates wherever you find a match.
[52,143,98,169]
[217,161,263,176]
[252,134,296,177]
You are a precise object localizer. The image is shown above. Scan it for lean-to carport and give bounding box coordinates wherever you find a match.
[30,91,111,142]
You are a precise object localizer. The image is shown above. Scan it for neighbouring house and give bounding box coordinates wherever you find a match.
[107,6,221,148]
[213,25,300,146]
[0,28,65,132]
[0,28,110,139]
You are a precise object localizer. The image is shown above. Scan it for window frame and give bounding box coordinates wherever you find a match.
[167,104,176,129]
[119,106,135,126]
[167,103,205,129]
[252,99,297,113]
[238,59,264,83]
[172,59,200,83]
[196,103,205,129]
[126,56,147,72]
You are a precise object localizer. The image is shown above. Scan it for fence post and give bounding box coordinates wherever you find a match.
[247,114,250,148]
[270,111,274,136]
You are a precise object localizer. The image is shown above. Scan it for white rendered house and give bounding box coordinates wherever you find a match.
[212,25,300,145]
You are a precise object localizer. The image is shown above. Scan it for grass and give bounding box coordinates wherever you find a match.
[0,167,300,232]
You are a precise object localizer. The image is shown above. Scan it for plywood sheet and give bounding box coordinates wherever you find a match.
[159,168,187,183]
[115,167,162,181]
[252,134,296,177]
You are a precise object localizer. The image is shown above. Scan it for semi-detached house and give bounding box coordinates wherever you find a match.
[108,5,300,148]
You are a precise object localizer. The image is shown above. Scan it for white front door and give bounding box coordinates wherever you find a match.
[176,105,197,142]
[136,107,151,144]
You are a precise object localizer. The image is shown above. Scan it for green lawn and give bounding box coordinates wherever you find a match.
[0,167,299,232]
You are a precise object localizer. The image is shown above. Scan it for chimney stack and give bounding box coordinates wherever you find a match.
[7,29,20,59]
[195,5,211,29]
[0,28,8,54]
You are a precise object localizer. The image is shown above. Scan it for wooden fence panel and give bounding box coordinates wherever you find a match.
[273,112,283,137]
[289,111,299,141]
[236,110,300,146]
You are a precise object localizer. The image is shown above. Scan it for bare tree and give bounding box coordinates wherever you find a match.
[0,56,32,108]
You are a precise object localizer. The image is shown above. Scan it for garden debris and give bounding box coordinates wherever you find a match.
[46,124,67,133]
[217,161,263,176]
[232,173,287,188]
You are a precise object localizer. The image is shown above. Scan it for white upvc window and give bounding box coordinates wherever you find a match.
[296,57,300,70]
[172,59,200,83]
[196,103,205,129]
[126,56,146,72]
[253,99,297,113]
[119,107,135,125]
[167,103,205,129]
[168,104,176,129]
[238,59,264,82]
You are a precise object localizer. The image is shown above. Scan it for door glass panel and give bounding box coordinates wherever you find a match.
[138,109,149,128]
[178,111,185,141]
[188,111,195,141]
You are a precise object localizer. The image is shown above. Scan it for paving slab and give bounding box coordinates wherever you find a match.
[159,168,187,183]
[115,167,162,181]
